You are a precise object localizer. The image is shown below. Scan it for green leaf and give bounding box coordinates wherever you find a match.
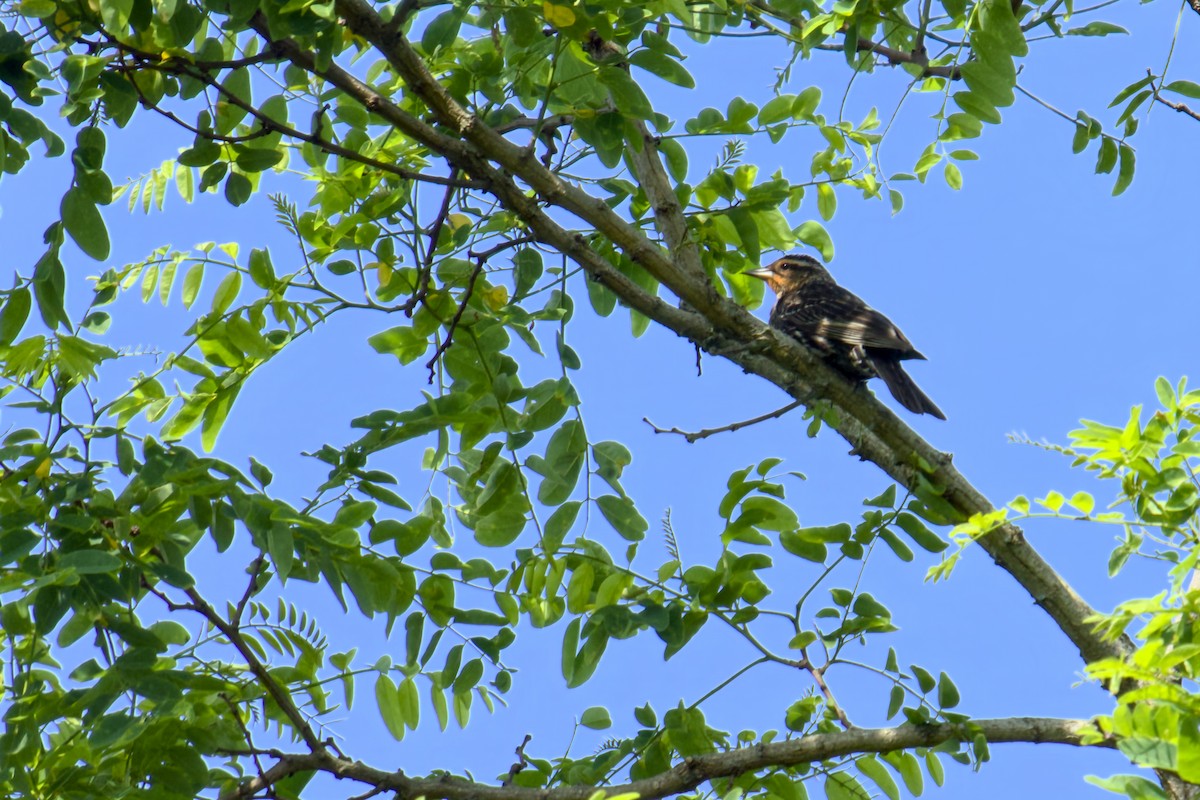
[912,664,936,693]
[268,525,294,580]
[211,271,242,316]
[856,755,900,800]
[1113,144,1135,196]
[398,678,420,730]
[1095,137,1117,174]
[369,325,429,365]
[234,147,283,173]
[816,183,836,220]
[561,617,580,684]
[658,136,688,182]
[421,8,465,53]
[544,500,580,551]
[59,549,121,574]
[598,68,653,120]
[1177,721,1200,781]
[825,772,869,800]
[944,162,963,190]
[566,563,594,613]
[888,751,924,796]
[629,50,695,88]
[1066,21,1127,36]
[536,420,587,506]
[795,221,833,261]
[794,86,822,119]
[936,671,960,708]
[513,248,543,299]
[894,513,946,552]
[758,93,797,125]
[61,188,109,260]
[580,706,612,729]
[375,673,406,740]
[1084,775,1167,800]
[1163,80,1200,99]
[596,494,647,541]
[0,287,31,345]
[224,172,252,206]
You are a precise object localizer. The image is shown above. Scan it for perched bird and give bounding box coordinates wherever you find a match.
[745,254,946,420]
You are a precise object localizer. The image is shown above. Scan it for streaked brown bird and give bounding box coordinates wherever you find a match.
[746,254,946,420]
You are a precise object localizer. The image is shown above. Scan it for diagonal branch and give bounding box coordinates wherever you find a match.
[264,0,1134,677]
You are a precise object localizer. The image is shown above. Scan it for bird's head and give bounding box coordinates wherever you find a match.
[744,254,832,294]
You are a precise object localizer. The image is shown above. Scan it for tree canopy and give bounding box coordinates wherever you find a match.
[0,0,1198,799]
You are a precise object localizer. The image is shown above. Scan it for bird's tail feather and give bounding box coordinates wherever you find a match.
[871,358,946,420]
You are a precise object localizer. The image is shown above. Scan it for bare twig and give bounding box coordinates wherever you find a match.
[409,169,461,316]
[501,734,533,786]
[799,655,853,729]
[644,400,804,443]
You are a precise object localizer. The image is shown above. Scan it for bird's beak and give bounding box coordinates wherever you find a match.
[743,268,773,280]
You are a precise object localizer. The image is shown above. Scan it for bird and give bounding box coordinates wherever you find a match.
[745,254,946,420]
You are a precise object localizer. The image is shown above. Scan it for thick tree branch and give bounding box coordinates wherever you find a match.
[278,0,1133,678]
[218,717,1108,800]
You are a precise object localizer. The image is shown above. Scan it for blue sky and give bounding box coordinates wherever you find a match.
[3,2,1198,797]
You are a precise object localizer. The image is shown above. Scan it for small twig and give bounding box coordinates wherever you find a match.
[1150,70,1200,121]
[501,734,533,786]
[914,0,934,57]
[385,0,425,33]
[467,235,537,263]
[409,169,461,316]
[347,787,388,800]
[233,554,268,626]
[799,654,854,729]
[643,399,804,443]
[424,259,487,382]
[493,114,574,135]
[854,38,961,79]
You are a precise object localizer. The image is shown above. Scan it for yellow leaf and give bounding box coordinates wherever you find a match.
[483,285,509,311]
[543,2,576,27]
[34,458,51,479]
[446,213,472,233]
[375,262,392,285]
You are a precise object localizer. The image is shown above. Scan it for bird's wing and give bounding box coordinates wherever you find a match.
[771,285,921,355]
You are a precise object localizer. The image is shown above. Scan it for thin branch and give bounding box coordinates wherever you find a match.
[424,258,486,381]
[410,169,461,315]
[1151,70,1200,121]
[915,0,935,56]
[501,734,533,787]
[643,400,804,443]
[801,657,853,729]
[232,554,267,625]
[217,718,1110,800]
